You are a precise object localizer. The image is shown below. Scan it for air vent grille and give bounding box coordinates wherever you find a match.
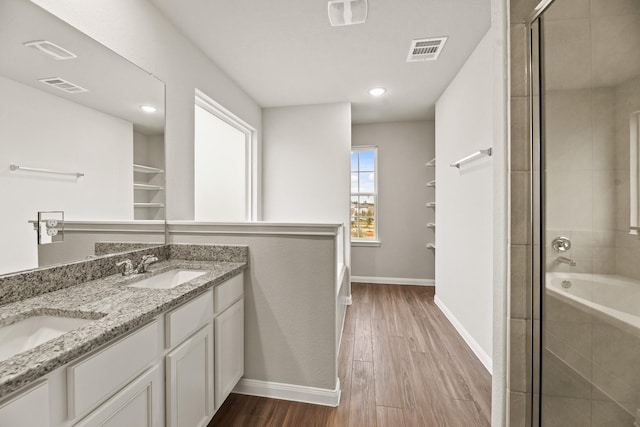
[39,77,88,94]
[24,40,77,60]
[407,37,448,62]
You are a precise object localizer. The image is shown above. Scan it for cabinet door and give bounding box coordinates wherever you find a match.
[74,365,162,427]
[214,298,244,410]
[166,324,214,427]
[0,381,49,427]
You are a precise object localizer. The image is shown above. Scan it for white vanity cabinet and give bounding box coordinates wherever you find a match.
[69,321,163,427]
[164,272,245,421]
[0,271,245,427]
[166,325,214,427]
[214,298,244,410]
[213,273,244,410]
[164,289,215,427]
[67,321,161,419]
[74,366,163,427]
[0,381,50,427]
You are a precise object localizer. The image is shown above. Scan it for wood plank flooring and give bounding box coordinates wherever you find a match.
[209,283,491,427]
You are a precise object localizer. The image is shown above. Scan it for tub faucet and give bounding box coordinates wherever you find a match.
[556,256,576,267]
[135,254,158,273]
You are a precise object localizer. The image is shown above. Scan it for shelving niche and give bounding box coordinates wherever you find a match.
[133,132,165,220]
[426,158,435,251]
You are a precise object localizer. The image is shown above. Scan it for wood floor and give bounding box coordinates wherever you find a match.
[210,283,491,427]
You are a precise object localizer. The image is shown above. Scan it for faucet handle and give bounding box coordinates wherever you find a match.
[116,259,134,276]
[136,254,159,273]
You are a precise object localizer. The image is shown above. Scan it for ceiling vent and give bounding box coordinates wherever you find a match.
[38,77,88,94]
[407,37,448,62]
[23,40,77,60]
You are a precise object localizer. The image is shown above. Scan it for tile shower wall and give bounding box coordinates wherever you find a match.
[509,1,538,426]
[542,2,640,425]
[544,87,617,276]
[510,0,640,426]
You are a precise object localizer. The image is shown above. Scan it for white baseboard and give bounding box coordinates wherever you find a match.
[233,378,341,407]
[345,295,352,305]
[351,275,435,286]
[434,295,493,374]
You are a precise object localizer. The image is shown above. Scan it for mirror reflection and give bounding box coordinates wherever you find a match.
[0,0,166,275]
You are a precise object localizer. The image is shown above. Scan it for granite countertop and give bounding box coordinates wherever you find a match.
[0,259,246,400]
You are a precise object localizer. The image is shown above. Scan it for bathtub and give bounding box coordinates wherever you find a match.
[546,272,640,333]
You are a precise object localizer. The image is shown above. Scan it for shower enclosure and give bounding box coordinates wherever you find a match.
[531,0,640,425]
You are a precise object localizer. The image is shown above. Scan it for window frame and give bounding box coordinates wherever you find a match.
[195,89,258,221]
[351,146,380,245]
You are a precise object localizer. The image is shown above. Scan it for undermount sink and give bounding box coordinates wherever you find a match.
[0,315,95,361]
[127,269,207,290]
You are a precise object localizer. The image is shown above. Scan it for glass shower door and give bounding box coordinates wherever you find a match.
[535,0,640,426]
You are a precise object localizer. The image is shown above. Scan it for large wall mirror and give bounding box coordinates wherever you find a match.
[0,0,166,275]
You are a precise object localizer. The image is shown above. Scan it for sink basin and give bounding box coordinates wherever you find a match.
[128,270,207,290]
[0,315,94,361]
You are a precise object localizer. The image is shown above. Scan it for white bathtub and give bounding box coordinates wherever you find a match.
[546,272,640,333]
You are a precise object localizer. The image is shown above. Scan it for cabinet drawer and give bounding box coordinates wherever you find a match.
[67,321,160,419]
[0,381,49,427]
[214,273,243,314]
[74,366,162,427]
[165,289,213,348]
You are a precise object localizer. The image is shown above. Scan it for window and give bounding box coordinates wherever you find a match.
[351,147,378,241]
[194,90,257,221]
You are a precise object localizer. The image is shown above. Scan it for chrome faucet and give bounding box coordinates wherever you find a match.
[556,256,576,267]
[134,254,158,274]
[116,259,134,276]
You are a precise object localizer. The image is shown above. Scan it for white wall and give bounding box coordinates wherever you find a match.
[351,121,435,282]
[489,0,508,423]
[133,132,163,169]
[0,76,133,274]
[31,0,263,221]
[435,30,494,369]
[262,102,352,267]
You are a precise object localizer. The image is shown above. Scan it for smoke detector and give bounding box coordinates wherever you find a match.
[23,40,77,60]
[407,37,448,62]
[38,77,88,94]
[328,0,367,26]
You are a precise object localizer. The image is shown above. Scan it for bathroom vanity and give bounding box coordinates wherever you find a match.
[0,244,247,427]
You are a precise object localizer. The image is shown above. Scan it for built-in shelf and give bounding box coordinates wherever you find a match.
[426,158,435,255]
[134,203,165,208]
[134,183,164,191]
[133,163,164,219]
[133,164,164,174]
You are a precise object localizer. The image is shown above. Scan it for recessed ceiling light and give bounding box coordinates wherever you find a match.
[140,105,157,113]
[369,87,387,97]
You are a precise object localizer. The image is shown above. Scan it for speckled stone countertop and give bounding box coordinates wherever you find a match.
[0,257,246,400]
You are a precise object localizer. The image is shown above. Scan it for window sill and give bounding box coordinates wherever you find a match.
[351,240,382,247]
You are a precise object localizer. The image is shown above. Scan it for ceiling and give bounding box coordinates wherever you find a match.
[0,0,165,135]
[149,0,491,123]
